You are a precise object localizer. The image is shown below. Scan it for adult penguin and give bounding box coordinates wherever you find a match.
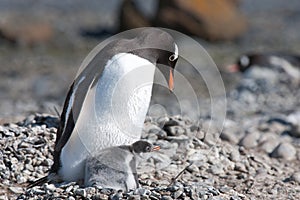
[29,28,178,186]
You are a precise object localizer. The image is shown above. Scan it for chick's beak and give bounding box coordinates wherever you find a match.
[152,146,160,151]
[168,69,174,91]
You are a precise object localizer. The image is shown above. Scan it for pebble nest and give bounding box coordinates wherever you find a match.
[1,68,300,199]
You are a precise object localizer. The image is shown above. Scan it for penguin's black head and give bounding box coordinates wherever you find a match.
[227,54,254,73]
[237,54,253,72]
[130,28,179,91]
[132,141,160,154]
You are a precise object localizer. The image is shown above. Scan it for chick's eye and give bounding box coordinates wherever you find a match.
[146,146,151,152]
[169,54,177,62]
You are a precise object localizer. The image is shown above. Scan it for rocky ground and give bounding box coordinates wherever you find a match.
[1,0,300,199]
[1,67,300,199]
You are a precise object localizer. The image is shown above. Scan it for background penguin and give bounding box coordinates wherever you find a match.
[227,52,300,83]
[84,140,160,191]
[29,28,178,187]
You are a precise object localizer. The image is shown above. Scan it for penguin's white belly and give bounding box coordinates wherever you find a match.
[59,53,156,181]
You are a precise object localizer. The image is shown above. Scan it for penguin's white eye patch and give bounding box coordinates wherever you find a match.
[240,55,250,66]
[169,54,178,62]
[169,43,179,62]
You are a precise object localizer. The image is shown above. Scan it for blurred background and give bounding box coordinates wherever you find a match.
[1,0,300,123]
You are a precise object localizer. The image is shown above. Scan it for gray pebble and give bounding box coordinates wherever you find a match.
[151,153,171,169]
[173,188,184,199]
[234,162,247,173]
[219,186,231,194]
[163,118,180,127]
[9,186,23,194]
[32,188,46,195]
[270,142,296,160]
[44,183,56,192]
[65,185,73,193]
[75,188,87,197]
[208,186,220,196]
[157,116,170,128]
[239,131,260,148]
[16,175,27,184]
[230,195,242,200]
[167,134,189,142]
[291,171,300,183]
[220,131,239,144]
[164,126,185,136]
[110,193,123,200]
[229,149,240,162]
[258,139,280,154]
[186,163,200,173]
[209,164,224,175]
[85,186,96,194]
[134,188,151,196]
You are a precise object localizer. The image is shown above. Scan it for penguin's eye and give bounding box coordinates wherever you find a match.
[240,55,250,67]
[169,54,177,62]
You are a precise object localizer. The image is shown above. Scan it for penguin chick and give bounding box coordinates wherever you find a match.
[84,140,160,191]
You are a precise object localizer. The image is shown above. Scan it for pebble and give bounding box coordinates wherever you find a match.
[110,192,123,200]
[44,183,56,192]
[186,163,200,173]
[291,171,300,183]
[173,189,184,199]
[270,142,296,160]
[220,131,239,144]
[258,139,280,154]
[229,149,240,162]
[75,188,87,197]
[239,131,260,148]
[9,186,23,194]
[164,126,185,136]
[209,164,224,175]
[2,79,300,200]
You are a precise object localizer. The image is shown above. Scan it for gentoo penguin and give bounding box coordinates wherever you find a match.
[29,28,178,187]
[84,140,160,191]
[227,53,300,81]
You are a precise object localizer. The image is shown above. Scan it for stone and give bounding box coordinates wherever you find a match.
[44,183,56,192]
[220,131,239,144]
[209,164,224,175]
[134,188,151,196]
[291,172,300,183]
[270,142,296,160]
[229,149,240,162]
[164,126,185,136]
[75,188,87,197]
[258,139,280,154]
[9,186,23,194]
[239,131,260,148]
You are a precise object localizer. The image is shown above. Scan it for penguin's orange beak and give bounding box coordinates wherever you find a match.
[168,69,174,91]
[152,146,160,151]
[226,64,239,73]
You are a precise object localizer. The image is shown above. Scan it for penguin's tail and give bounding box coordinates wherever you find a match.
[27,176,48,188]
[27,173,60,188]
